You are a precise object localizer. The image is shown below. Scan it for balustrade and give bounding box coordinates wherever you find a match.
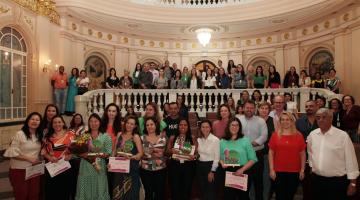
[75,88,342,121]
[131,0,247,7]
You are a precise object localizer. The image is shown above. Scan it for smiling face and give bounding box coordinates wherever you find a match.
[145,119,156,134]
[74,115,83,126]
[258,104,270,118]
[28,114,41,130]
[52,117,65,133]
[89,116,101,131]
[178,120,189,135]
[280,114,293,130]
[107,105,118,120]
[46,106,57,121]
[244,102,255,118]
[200,122,211,137]
[125,118,136,133]
[229,120,240,136]
[219,106,230,120]
[145,105,156,117]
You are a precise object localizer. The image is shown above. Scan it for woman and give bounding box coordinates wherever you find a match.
[237,90,250,105]
[101,103,122,149]
[311,72,325,88]
[69,113,86,136]
[326,69,341,93]
[4,112,43,200]
[258,102,275,200]
[181,67,190,88]
[170,70,185,89]
[299,70,311,88]
[268,112,306,200]
[252,90,263,109]
[329,98,343,129]
[39,104,59,137]
[268,65,281,88]
[227,97,236,116]
[341,95,360,143]
[235,104,244,118]
[219,118,257,200]
[112,116,143,200]
[167,119,196,200]
[77,70,90,95]
[254,66,267,88]
[177,95,189,119]
[189,68,202,89]
[203,68,217,89]
[65,67,79,115]
[232,64,247,89]
[138,102,167,135]
[140,117,168,200]
[227,60,236,75]
[283,66,299,88]
[154,69,168,89]
[247,66,255,89]
[132,63,142,89]
[106,68,120,89]
[41,115,75,200]
[76,113,112,200]
[216,67,231,89]
[119,69,133,89]
[212,104,232,139]
[197,120,220,200]
[163,102,170,118]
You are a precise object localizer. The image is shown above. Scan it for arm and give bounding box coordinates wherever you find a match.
[268,149,276,180]
[253,119,268,146]
[131,135,144,160]
[166,135,176,156]
[264,77,268,88]
[299,150,306,180]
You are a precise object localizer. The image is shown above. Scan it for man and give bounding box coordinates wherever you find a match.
[237,100,268,200]
[296,100,318,200]
[138,63,153,89]
[51,65,68,114]
[269,95,285,130]
[149,63,159,88]
[164,102,180,138]
[307,108,359,200]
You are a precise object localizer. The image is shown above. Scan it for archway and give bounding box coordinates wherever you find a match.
[84,55,107,90]
[308,50,334,77]
[247,57,273,76]
[195,60,217,72]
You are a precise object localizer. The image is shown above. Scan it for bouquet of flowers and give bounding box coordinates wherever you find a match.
[68,134,91,155]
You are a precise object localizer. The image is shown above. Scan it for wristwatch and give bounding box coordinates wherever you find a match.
[350,183,356,187]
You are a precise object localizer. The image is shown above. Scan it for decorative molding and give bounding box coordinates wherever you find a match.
[107,34,112,40]
[0,5,10,14]
[11,0,60,25]
[23,15,33,30]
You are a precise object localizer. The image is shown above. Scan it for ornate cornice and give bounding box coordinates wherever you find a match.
[11,0,60,25]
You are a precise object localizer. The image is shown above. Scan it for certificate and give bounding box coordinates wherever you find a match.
[225,172,248,191]
[25,161,45,180]
[45,158,71,178]
[108,157,130,173]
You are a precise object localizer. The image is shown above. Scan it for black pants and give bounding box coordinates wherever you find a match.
[197,161,216,200]
[224,166,250,200]
[273,172,299,200]
[312,173,349,200]
[169,159,195,200]
[301,163,313,200]
[140,168,167,200]
[45,168,72,200]
[249,151,264,200]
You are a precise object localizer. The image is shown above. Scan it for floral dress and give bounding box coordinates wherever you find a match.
[75,133,112,200]
[112,134,140,200]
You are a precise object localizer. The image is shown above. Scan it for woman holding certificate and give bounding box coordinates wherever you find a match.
[140,117,168,200]
[167,119,197,200]
[268,112,306,200]
[41,115,74,200]
[112,115,143,200]
[4,112,43,200]
[197,119,220,200]
[219,118,257,200]
[75,113,113,200]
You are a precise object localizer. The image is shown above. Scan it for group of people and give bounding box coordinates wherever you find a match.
[5,92,359,200]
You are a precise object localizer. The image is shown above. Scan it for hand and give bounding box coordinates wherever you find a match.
[28,157,39,164]
[207,172,215,183]
[299,171,305,181]
[347,183,357,196]
[270,170,276,180]
[49,156,59,163]
[234,168,245,176]
[63,154,72,161]
[171,148,180,155]
[220,161,228,169]
[130,155,140,161]
[251,141,259,147]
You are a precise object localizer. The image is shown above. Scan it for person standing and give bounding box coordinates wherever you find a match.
[65,67,79,115]
[237,100,268,200]
[269,112,306,200]
[106,68,120,89]
[51,65,68,114]
[307,108,359,200]
[341,95,360,143]
[119,69,133,89]
[138,63,153,89]
[4,112,43,200]
[76,70,90,95]
[164,102,180,138]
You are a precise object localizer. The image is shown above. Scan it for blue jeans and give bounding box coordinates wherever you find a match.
[54,88,66,113]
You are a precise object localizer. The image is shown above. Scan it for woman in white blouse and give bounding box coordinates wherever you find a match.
[196,119,220,200]
[202,68,217,89]
[4,112,43,200]
[76,70,90,95]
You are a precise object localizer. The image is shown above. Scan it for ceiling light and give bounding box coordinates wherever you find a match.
[196,28,213,47]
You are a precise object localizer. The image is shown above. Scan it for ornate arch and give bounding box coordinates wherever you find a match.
[84,52,110,90]
[245,55,275,75]
[192,56,218,67]
[138,56,163,65]
[304,46,334,77]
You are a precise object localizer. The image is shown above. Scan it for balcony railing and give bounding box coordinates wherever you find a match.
[130,0,254,7]
[75,88,342,120]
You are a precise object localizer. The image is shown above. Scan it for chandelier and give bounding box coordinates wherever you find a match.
[196,28,213,47]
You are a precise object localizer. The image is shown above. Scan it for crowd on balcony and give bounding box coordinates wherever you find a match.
[3,89,360,200]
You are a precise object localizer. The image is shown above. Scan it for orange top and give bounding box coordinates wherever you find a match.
[48,131,75,158]
[51,72,68,89]
[106,125,117,150]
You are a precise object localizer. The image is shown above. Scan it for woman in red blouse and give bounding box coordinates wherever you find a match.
[268,111,306,200]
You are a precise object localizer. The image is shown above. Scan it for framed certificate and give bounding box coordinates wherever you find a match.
[225,172,248,191]
[25,161,45,180]
[45,158,71,178]
[108,157,130,173]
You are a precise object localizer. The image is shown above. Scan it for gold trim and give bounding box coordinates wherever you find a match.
[0,5,10,14]
[11,0,60,25]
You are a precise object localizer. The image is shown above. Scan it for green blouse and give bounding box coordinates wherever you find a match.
[220,137,257,166]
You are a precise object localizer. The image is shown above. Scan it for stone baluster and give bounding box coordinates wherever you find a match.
[104,91,113,108]
[98,92,104,116]
[93,94,98,114]
[136,93,141,111]
[142,93,147,111]
[87,97,93,117]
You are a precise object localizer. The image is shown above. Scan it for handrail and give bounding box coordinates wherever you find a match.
[130,0,252,7]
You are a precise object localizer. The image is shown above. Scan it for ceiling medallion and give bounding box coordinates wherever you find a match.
[324,21,330,29]
[284,33,290,40]
[140,40,145,46]
[107,34,112,40]
[343,13,349,21]
[256,38,262,45]
[123,37,129,44]
[302,29,308,35]
[266,37,272,43]
[175,42,181,48]
[88,29,93,35]
[313,25,319,33]
[97,32,103,38]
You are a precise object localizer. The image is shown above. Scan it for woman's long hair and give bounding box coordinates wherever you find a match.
[176,118,194,145]
[224,117,244,140]
[122,115,139,136]
[89,113,105,133]
[22,112,43,141]
[69,113,84,130]
[277,112,298,136]
[39,104,59,134]
[101,103,122,136]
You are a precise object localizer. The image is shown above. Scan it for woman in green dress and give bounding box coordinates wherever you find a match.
[112,115,143,200]
[65,67,79,115]
[76,113,112,200]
